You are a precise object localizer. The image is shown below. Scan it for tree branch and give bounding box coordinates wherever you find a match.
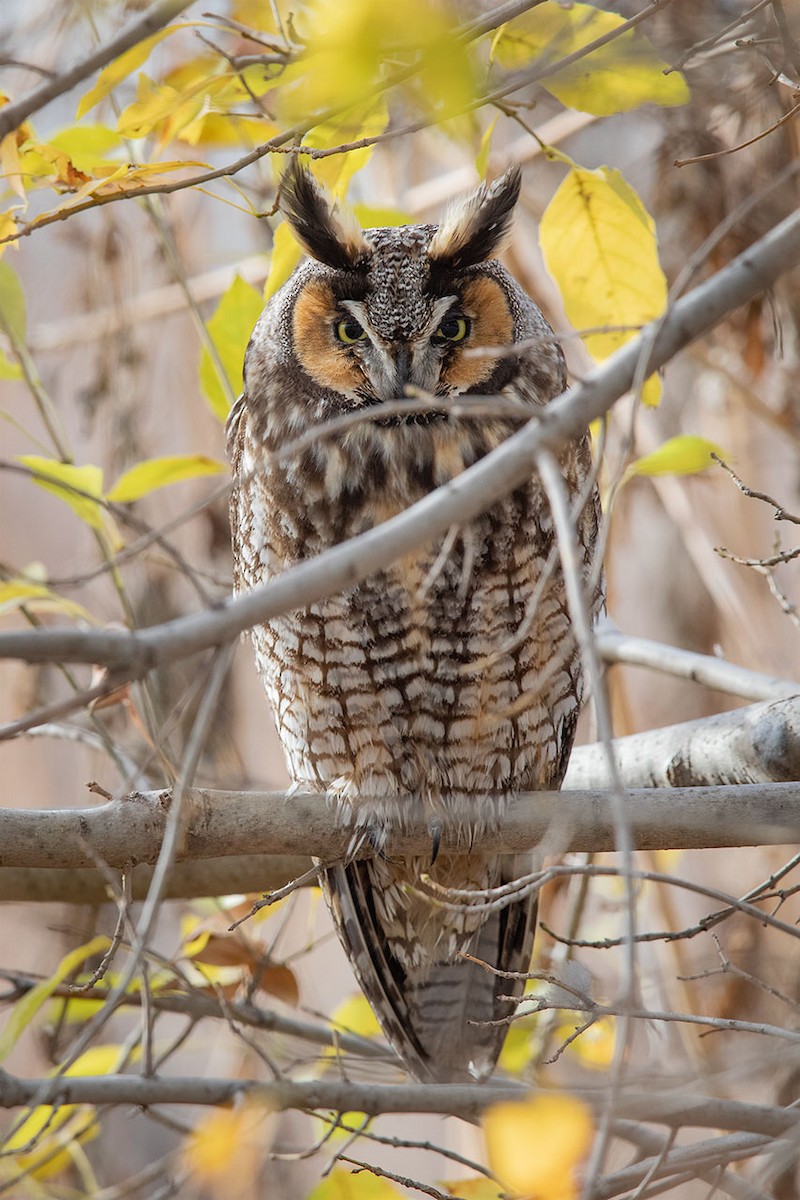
[0,1073,797,1136]
[0,0,193,142]
[3,696,798,901]
[596,622,799,703]
[2,206,800,677]
[0,781,797,877]
[566,695,800,788]
[0,855,307,904]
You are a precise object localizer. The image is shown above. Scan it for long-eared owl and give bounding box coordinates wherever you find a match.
[227,161,602,1082]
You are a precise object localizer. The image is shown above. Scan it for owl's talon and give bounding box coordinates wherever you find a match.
[371,829,403,866]
[429,819,442,867]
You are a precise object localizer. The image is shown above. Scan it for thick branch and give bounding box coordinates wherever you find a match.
[0,0,193,142]
[0,855,307,903]
[2,207,800,675]
[566,696,800,788]
[0,782,797,875]
[0,1073,797,1137]
[3,697,798,900]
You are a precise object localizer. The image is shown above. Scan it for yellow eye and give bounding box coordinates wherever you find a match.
[335,317,368,344]
[433,314,469,343]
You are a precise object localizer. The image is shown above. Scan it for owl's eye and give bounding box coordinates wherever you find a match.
[433,314,469,343]
[335,317,368,344]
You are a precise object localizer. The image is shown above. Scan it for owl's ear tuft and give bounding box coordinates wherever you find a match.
[279,159,370,272]
[428,165,521,271]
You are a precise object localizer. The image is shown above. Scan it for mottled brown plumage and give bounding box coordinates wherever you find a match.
[228,163,602,1081]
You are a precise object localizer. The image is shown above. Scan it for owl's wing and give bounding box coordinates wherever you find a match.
[321,856,537,1083]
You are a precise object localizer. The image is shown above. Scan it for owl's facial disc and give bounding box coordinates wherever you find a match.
[291,278,514,409]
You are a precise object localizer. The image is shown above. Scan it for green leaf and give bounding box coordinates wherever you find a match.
[492,2,689,115]
[540,165,667,402]
[622,436,725,484]
[0,260,26,342]
[0,936,110,1061]
[108,454,225,502]
[199,274,263,421]
[77,24,188,118]
[17,455,105,530]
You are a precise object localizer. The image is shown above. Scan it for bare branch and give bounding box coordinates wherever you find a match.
[566,695,800,789]
[2,207,800,677]
[0,1073,797,1136]
[0,781,797,878]
[596,622,799,703]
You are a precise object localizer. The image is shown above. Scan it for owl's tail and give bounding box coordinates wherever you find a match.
[320,855,537,1082]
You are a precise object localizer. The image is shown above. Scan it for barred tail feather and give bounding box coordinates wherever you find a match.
[321,857,537,1082]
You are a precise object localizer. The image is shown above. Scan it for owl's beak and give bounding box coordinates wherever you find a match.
[393,345,412,397]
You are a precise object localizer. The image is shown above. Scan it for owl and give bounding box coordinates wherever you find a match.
[227,161,602,1082]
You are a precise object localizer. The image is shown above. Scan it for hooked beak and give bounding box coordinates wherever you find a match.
[393,345,412,396]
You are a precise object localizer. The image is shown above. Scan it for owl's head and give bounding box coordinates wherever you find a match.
[269,161,550,412]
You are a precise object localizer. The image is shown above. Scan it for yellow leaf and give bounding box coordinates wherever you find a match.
[183,1102,272,1199]
[622,435,725,483]
[0,259,26,341]
[279,0,473,122]
[641,373,662,407]
[6,1044,131,1180]
[308,1167,405,1200]
[77,24,189,118]
[0,209,18,254]
[0,345,20,376]
[116,73,198,140]
[263,220,304,303]
[492,2,689,115]
[483,1095,594,1199]
[558,1015,616,1069]
[66,1043,135,1077]
[329,993,381,1041]
[0,130,25,200]
[91,158,208,195]
[441,1180,504,1200]
[17,455,105,530]
[497,1021,536,1075]
[199,274,264,420]
[302,97,389,195]
[476,116,499,180]
[354,205,413,228]
[229,0,280,34]
[0,579,93,622]
[0,935,110,1061]
[47,124,122,171]
[181,112,272,148]
[540,166,667,399]
[5,1105,98,1180]
[107,453,225,502]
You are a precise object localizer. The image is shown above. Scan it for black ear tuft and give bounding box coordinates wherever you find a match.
[279,158,369,271]
[428,165,522,271]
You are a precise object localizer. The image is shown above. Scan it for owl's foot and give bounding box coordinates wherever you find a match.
[345,822,402,867]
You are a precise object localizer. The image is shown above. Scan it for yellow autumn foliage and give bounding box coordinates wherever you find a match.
[483,1094,594,1199]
